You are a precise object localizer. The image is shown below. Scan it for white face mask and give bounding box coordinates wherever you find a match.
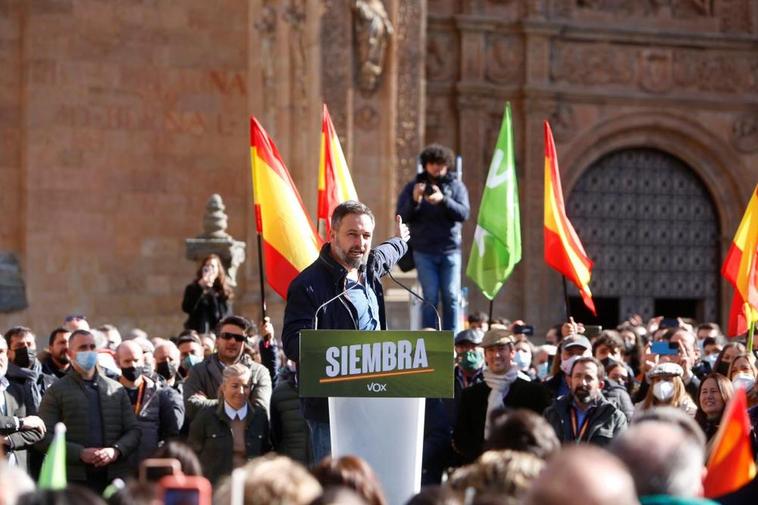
[514,350,532,371]
[560,355,577,376]
[703,354,718,368]
[653,380,675,401]
[732,374,756,392]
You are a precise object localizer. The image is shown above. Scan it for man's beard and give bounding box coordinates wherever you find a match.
[57,353,70,365]
[337,246,365,269]
[573,386,593,404]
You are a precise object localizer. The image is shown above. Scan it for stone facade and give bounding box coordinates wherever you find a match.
[1,0,756,338]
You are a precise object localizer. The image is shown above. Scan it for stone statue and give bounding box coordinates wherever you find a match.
[353,0,394,93]
[186,194,246,287]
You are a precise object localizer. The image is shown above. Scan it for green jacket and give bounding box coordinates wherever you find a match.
[36,369,141,482]
[188,401,270,484]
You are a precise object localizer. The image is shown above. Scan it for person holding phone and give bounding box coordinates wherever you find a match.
[182,254,233,334]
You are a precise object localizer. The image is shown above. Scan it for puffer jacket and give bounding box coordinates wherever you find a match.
[270,367,309,465]
[36,369,140,482]
[183,353,271,421]
[544,394,628,446]
[188,401,270,484]
[282,238,408,422]
[127,375,184,465]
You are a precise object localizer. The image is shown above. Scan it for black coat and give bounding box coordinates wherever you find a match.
[181,282,230,333]
[282,238,407,422]
[453,377,553,464]
[1,380,45,470]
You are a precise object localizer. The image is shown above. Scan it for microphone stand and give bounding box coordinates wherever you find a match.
[313,264,366,330]
[385,268,442,331]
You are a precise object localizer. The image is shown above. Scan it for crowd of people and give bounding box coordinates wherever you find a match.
[1,149,756,504]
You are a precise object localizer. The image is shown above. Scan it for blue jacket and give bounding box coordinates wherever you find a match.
[282,238,408,421]
[396,172,469,253]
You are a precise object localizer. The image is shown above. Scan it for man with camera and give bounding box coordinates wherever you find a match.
[396,144,469,333]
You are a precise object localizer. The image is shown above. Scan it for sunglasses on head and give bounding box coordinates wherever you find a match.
[219,332,246,343]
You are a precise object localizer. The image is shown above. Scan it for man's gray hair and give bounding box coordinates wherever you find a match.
[611,420,704,497]
[330,200,374,231]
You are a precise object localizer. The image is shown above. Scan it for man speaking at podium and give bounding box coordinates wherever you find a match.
[283,200,410,462]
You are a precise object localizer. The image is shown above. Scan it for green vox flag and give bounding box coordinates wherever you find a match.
[38,422,67,490]
[466,102,521,300]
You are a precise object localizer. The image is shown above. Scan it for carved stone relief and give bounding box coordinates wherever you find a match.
[253,1,277,127]
[484,34,523,84]
[547,102,576,143]
[427,30,459,83]
[321,0,352,142]
[353,0,394,93]
[551,41,758,96]
[732,111,758,153]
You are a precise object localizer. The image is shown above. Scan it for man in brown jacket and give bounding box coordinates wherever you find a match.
[37,329,140,493]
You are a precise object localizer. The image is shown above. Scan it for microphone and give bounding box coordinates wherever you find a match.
[385,265,442,331]
[313,264,366,330]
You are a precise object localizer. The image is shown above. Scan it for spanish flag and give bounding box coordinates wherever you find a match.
[317,104,358,240]
[250,117,321,299]
[721,184,758,337]
[703,387,757,498]
[543,121,596,315]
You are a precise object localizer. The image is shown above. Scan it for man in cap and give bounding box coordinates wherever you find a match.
[543,334,592,401]
[544,356,627,446]
[453,328,552,463]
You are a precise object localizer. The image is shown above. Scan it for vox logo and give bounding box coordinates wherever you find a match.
[366,382,387,392]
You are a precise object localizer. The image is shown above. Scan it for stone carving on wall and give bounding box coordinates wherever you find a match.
[484,34,523,84]
[353,0,394,93]
[321,0,352,142]
[355,104,380,130]
[395,0,425,188]
[564,0,751,33]
[639,49,673,94]
[254,2,277,127]
[732,112,758,153]
[550,43,635,86]
[551,41,758,95]
[283,2,308,122]
[427,30,458,82]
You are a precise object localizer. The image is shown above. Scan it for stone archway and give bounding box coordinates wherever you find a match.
[566,148,721,324]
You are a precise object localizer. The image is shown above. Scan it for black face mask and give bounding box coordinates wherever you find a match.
[156,361,177,381]
[121,366,144,382]
[715,361,731,377]
[13,347,36,369]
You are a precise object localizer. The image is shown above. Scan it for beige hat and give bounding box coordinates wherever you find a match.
[481,328,515,348]
[649,362,684,378]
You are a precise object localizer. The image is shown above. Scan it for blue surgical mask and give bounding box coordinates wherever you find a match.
[183,354,203,370]
[514,350,532,371]
[75,351,98,372]
[703,354,718,369]
[536,362,550,380]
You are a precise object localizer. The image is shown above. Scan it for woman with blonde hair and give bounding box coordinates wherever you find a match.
[636,362,697,417]
[728,352,758,408]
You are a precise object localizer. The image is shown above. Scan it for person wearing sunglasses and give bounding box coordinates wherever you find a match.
[183,315,271,423]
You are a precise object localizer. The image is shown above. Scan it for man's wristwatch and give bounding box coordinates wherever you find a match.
[17,417,24,430]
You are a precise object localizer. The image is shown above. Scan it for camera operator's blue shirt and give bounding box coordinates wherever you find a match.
[345,278,379,330]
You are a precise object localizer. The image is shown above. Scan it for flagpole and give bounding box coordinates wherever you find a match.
[256,232,268,320]
[748,321,755,358]
[562,276,571,320]
[488,300,494,327]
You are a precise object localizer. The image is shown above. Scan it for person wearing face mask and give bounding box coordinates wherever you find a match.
[533,345,556,383]
[36,329,141,493]
[154,340,183,394]
[636,363,697,417]
[544,334,592,401]
[513,340,535,380]
[115,341,183,465]
[728,353,758,408]
[453,329,552,464]
[692,336,722,379]
[176,332,205,379]
[3,326,56,478]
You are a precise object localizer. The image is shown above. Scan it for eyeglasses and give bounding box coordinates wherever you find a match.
[219,332,246,343]
[64,314,87,322]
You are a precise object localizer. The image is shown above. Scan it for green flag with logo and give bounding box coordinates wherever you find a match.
[466,102,521,300]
